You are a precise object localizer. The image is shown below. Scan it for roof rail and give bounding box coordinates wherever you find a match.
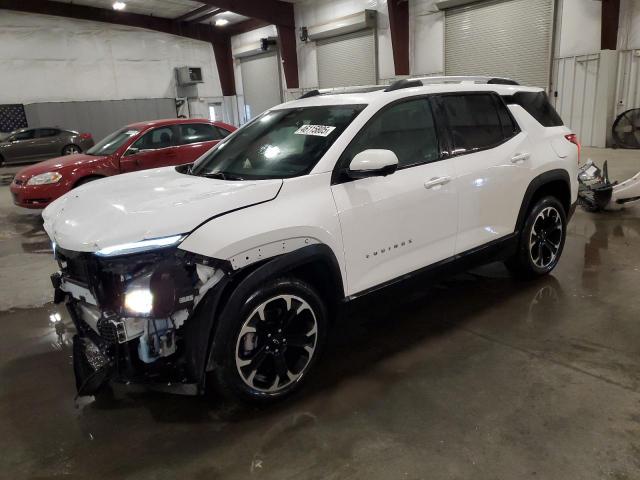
[298,84,386,99]
[409,75,519,85]
[384,78,424,92]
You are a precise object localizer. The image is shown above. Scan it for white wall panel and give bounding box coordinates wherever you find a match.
[0,10,222,104]
[555,0,601,57]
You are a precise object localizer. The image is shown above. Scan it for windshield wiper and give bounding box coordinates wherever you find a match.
[200,171,245,181]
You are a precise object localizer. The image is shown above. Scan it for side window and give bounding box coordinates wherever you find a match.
[505,91,563,127]
[342,98,440,169]
[37,128,60,138]
[179,123,221,145]
[216,126,231,138]
[13,130,35,141]
[132,126,175,150]
[440,94,504,153]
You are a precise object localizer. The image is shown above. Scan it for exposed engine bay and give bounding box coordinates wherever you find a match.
[52,245,227,396]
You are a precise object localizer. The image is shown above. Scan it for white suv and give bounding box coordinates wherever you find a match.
[43,76,579,403]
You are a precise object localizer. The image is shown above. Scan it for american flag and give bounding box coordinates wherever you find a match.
[0,104,28,133]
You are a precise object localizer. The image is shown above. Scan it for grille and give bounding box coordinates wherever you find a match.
[97,317,118,344]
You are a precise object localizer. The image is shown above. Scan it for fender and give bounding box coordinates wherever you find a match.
[515,169,571,232]
[186,244,344,385]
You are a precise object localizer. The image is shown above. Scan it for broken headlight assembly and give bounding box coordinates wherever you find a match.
[54,238,227,395]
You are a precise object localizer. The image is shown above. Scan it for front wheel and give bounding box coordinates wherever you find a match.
[506,196,567,279]
[213,278,328,404]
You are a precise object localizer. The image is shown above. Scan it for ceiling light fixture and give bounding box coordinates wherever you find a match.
[113,1,126,10]
[215,18,229,26]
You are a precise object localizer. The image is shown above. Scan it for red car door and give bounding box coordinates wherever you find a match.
[120,125,180,173]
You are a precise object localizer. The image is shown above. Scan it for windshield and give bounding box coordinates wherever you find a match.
[190,105,365,180]
[87,128,139,156]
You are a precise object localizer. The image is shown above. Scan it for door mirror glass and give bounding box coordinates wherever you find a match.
[348,149,398,179]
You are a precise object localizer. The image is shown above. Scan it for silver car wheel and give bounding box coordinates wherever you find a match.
[529,206,563,269]
[62,145,81,155]
[235,294,318,394]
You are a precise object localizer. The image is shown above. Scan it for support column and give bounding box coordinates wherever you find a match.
[277,25,299,89]
[388,0,410,76]
[601,0,620,50]
[212,39,236,96]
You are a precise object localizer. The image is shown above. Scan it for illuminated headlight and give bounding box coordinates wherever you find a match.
[96,234,186,257]
[124,289,154,315]
[27,172,63,185]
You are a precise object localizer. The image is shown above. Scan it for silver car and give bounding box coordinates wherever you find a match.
[0,128,94,166]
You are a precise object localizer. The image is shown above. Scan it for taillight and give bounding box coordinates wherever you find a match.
[80,133,92,139]
[565,133,581,163]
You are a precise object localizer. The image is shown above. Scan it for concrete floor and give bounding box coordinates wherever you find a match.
[1,148,639,479]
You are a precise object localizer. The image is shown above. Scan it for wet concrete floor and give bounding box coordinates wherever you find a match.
[1,149,639,479]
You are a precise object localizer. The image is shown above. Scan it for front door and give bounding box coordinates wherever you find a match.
[120,125,179,173]
[331,97,458,296]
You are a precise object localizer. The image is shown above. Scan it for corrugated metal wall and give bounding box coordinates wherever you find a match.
[317,30,377,88]
[552,54,600,146]
[444,0,553,88]
[615,50,640,117]
[24,98,176,141]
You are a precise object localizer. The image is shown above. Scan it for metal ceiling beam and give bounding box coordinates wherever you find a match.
[388,0,410,75]
[186,8,223,24]
[196,0,295,27]
[174,4,218,22]
[225,18,271,36]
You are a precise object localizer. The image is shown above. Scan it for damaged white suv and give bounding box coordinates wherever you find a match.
[43,77,579,403]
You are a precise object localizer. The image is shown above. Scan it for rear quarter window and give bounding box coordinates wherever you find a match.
[504,91,563,127]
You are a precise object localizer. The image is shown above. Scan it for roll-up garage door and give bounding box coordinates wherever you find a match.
[241,51,282,120]
[444,0,553,88]
[317,30,376,88]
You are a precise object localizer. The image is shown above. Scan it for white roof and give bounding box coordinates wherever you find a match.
[274,83,544,111]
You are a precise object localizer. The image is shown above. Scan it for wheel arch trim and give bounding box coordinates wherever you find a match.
[515,169,571,232]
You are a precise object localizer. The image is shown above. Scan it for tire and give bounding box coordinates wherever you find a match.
[213,277,328,404]
[506,196,567,279]
[74,176,101,188]
[62,144,82,156]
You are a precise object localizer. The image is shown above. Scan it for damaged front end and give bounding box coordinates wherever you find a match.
[52,241,228,396]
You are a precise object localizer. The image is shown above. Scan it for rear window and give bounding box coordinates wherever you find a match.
[504,91,563,127]
[440,94,511,153]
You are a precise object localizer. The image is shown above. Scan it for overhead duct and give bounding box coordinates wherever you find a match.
[233,37,278,59]
[306,10,376,41]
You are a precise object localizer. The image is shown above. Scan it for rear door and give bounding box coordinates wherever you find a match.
[331,97,459,296]
[435,93,531,254]
[120,125,179,173]
[176,123,225,162]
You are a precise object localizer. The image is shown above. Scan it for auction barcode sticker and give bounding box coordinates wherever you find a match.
[294,124,336,137]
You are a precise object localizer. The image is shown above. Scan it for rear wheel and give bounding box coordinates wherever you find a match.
[213,277,327,404]
[506,196,567,278]
[62,144,81,156]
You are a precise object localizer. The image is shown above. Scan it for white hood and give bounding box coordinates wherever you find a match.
[42,167,283,252]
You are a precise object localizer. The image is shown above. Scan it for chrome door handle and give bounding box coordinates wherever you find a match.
[424,176,451,189]
[511,153,530,164]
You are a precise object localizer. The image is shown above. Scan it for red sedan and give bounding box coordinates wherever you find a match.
[10,118,236,209]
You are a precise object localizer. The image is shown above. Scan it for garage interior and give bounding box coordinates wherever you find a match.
[1,0,640,478]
